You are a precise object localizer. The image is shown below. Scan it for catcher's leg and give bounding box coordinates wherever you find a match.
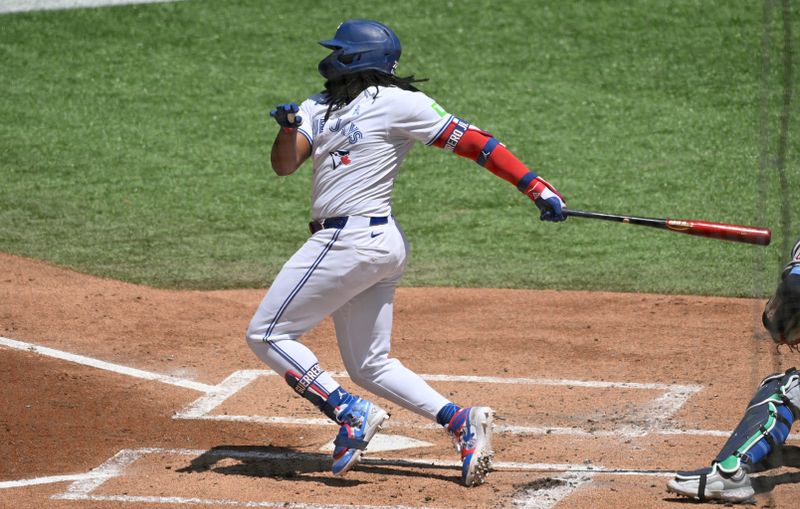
[713,369,800,472]
[667,368,800,503]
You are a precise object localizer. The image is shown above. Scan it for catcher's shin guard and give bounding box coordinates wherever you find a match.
[713,368,800,473]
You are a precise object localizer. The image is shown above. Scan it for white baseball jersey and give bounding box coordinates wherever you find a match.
[297,86,453,220]
[246,85,458,423]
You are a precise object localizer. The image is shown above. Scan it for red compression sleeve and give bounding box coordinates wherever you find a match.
[432,117,533,190]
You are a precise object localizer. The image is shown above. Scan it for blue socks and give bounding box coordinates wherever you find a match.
[322,386,357,423]
[326,394,461,427]
[436,402,460,427]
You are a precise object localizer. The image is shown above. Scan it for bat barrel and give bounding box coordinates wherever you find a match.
[564,209,771,246]
[671,219,772,246]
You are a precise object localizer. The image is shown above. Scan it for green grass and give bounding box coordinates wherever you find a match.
[1,0,797,295]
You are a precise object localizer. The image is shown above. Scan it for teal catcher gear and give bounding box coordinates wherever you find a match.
[713,368,800,473]
[668,237,800,503]
[318,19,402,81]
[668,368,800,502]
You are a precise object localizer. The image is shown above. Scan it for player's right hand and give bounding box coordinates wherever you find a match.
[524,176,567,222]
[270,103,303,129]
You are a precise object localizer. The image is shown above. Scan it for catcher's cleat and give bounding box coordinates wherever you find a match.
[446,406,495,486]
[666,464,754,503]
[331,397,389,476]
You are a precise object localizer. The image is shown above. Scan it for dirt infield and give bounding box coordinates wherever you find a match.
[2,251,798,508]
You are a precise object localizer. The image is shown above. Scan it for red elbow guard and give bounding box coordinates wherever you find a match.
[432,117,532,188]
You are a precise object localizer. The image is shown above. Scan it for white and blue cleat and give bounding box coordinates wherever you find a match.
[331,397,390,476]
[446,406,495,486]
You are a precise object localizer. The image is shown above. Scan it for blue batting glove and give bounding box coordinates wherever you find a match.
[522,174,567,222]
[270,103,302,129]
[536,193,566,222]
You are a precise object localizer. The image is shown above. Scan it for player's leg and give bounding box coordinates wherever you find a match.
[245,231,387,445]
[333,282,494,486]
[333,278,450,418]
[332,224,494,486]
[247,227,403,477]
[667,368,800,503]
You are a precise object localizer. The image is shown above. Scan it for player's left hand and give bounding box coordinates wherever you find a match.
[524,176,566,222]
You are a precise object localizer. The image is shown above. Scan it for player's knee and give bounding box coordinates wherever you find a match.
[244,322,264,343]
[756,368,800,416]
[346,356,400,387]
[345,367,372,389]
[783,367,800,415]
[244,329,266,361]
[244,322,279,361]
[245,314,269,344]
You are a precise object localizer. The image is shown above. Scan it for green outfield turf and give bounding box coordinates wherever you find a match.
[0,0,797,295]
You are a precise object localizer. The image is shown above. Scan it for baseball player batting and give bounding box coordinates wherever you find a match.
[246,19,566,486]
[667,237,800,503]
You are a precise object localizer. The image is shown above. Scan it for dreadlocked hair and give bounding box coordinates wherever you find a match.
[322,70,428,121]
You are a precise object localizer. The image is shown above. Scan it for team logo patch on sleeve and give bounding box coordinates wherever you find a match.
[431,102,447,117]
[329,150,352,169]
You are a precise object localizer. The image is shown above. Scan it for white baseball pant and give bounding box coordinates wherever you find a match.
[246,216,450,420]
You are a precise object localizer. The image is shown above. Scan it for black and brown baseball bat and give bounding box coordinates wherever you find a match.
[564,208,771,246]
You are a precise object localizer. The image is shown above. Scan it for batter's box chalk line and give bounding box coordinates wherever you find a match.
[3,335,793,441]
[173,367,706,438]
[0,335,785,509]
[45,447,672,509]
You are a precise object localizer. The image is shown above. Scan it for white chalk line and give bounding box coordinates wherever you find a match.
[0,335,757,442]
[172,367,709,439]
[0,333,747,509]
[0,336,695,391]
[42,448,612,509]
[48,447,435,508]
[0,336,215,392]
[180,412,734,440]
[4,445,679,495]
[0,472,108,489]
[0,443,670,492]
[56,495,439,509]
[41,444,800,509]
[59,448,148,497]
[0,0,184,15]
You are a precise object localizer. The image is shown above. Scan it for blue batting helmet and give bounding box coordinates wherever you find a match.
[318,19,402,81]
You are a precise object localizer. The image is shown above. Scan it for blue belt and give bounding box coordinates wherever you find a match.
[309,216,388,234]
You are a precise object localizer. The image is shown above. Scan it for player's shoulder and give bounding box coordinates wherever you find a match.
[374,86,443,118]
[300,92,328,110]
[376,85,430,102]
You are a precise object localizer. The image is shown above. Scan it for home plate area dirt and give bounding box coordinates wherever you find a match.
[2,252,799,508]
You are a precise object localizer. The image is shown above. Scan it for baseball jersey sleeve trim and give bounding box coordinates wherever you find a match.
[425,114,455,146]
[297,128,313,146]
